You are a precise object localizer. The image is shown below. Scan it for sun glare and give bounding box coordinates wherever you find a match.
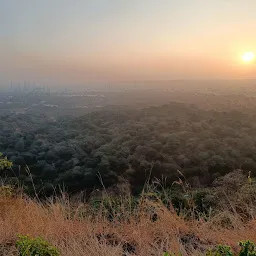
[242,52,255,63]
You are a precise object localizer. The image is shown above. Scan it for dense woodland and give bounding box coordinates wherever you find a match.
[1,101,256,196]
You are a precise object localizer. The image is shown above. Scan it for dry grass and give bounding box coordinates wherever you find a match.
[1,192,256,256]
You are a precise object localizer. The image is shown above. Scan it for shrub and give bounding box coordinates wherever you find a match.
[16,235,60,256]
[239,240,256,256]
[0,185,14,197]
[206,245,233,256]
[0,153,13,170]
[164,240,256,256]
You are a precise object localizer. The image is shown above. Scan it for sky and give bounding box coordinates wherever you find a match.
[1,0,256,87]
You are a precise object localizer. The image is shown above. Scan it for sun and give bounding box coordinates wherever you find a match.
[242,52,255,62]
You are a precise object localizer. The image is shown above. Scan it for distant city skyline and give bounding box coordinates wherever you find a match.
[1,0,256,86]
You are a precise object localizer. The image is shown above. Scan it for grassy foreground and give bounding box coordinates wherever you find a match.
[1,186,256,256]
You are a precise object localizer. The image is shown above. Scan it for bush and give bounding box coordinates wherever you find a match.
[0,153,13,170]
[16,235,60,256]
[0,185,14,197]
[239,240,256,256]
[164,240,256,256]
[206,245,233,256]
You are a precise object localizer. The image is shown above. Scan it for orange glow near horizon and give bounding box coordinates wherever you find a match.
[2,1,256,85]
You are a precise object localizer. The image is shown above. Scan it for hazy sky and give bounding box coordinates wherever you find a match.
[1,0,256,86]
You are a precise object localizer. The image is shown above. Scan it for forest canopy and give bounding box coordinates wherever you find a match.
[1,102,256,196]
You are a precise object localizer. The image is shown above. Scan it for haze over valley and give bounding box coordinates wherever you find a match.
[1,1,256,255]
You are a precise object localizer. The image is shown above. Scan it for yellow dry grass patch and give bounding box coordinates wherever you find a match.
[1,196,256,255]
